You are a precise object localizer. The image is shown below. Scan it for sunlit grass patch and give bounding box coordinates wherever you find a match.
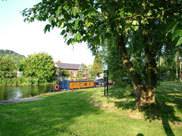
[0,82,182,136]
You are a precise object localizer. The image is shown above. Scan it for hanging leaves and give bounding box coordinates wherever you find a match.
[44,24,51,33]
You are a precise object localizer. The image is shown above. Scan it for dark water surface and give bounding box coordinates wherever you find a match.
[0,85,54,100]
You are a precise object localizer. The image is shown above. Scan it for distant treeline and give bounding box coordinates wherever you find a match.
[0,49,25,62]
[0,50,57,86]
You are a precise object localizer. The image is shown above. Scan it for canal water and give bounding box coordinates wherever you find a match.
[0,85,54,101]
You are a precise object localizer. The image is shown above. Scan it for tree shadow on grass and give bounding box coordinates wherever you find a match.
[114,100,136,110]
[143,100,181,136]
[109,85,134,99]
[0,90,102,136]
[109,83,182,136]
[109,86,136,110]
[136,133,144,136]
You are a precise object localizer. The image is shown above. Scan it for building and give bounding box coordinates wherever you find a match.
[55,62,86,77]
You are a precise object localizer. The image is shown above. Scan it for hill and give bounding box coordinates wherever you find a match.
[0,49,25,62]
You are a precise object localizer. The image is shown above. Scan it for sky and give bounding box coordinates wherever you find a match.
[0,0,94,65]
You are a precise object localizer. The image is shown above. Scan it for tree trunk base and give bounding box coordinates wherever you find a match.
[135,86,156,109]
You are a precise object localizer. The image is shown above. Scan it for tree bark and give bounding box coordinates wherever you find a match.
[118,34,143,108]
[143,28,157,106]
[118,33,157,109]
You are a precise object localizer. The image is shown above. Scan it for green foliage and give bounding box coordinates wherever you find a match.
[0,49,25,63]
[61,69,70,78]
[21,0,181,46]
[56,67,70,78]
[90,54,103,77]
[94,54,103,73]
[22,0,181,82]
[0,55,17,78]
[87,76,96,80]
[89,65,96,77]
[171,20,182,46]
[22,0,182,106]
[19,53,55,83]
[157,56,176,81]
[77,63,88,78]
[0,77,40,86]
[101,37,128,84]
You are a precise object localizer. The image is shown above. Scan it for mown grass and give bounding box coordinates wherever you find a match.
[0,81,182,136]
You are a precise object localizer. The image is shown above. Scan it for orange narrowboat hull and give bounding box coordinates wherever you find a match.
[69,81,95,89]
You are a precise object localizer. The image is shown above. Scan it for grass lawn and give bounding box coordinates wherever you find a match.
[0,81,182,136]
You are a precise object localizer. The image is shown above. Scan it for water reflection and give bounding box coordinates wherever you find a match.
[12,88,23,100]
[0,85,54,100]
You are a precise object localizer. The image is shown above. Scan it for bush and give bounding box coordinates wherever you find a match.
[87,77,96,80]
[0,77,56,86]
[19,53,55,82]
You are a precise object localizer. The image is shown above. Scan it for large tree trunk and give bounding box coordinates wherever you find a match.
[118,34,143,108]
[118,33,157,109]
[143,28,157,106]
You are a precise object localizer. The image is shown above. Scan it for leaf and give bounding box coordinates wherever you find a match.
[177,30,182,37]
[56,6,62,17]
[44,24,51,33]
[85,20,94,28]
[75,32,81,41]
[172,30,182,41]
[60,22,64,28]
[72,7,79,16]
[63,5,69,11]
[67,39,73,45]
[74,19,79,29]
[171,22,179,33]
[176,37,182,46]
[60,30,66,35]
[29,17,35,22]
[172,33,178,41]
[48,16,54,23]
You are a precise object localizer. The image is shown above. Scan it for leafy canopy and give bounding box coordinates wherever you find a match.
[22,0,182,46]
[22,0,182,85]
